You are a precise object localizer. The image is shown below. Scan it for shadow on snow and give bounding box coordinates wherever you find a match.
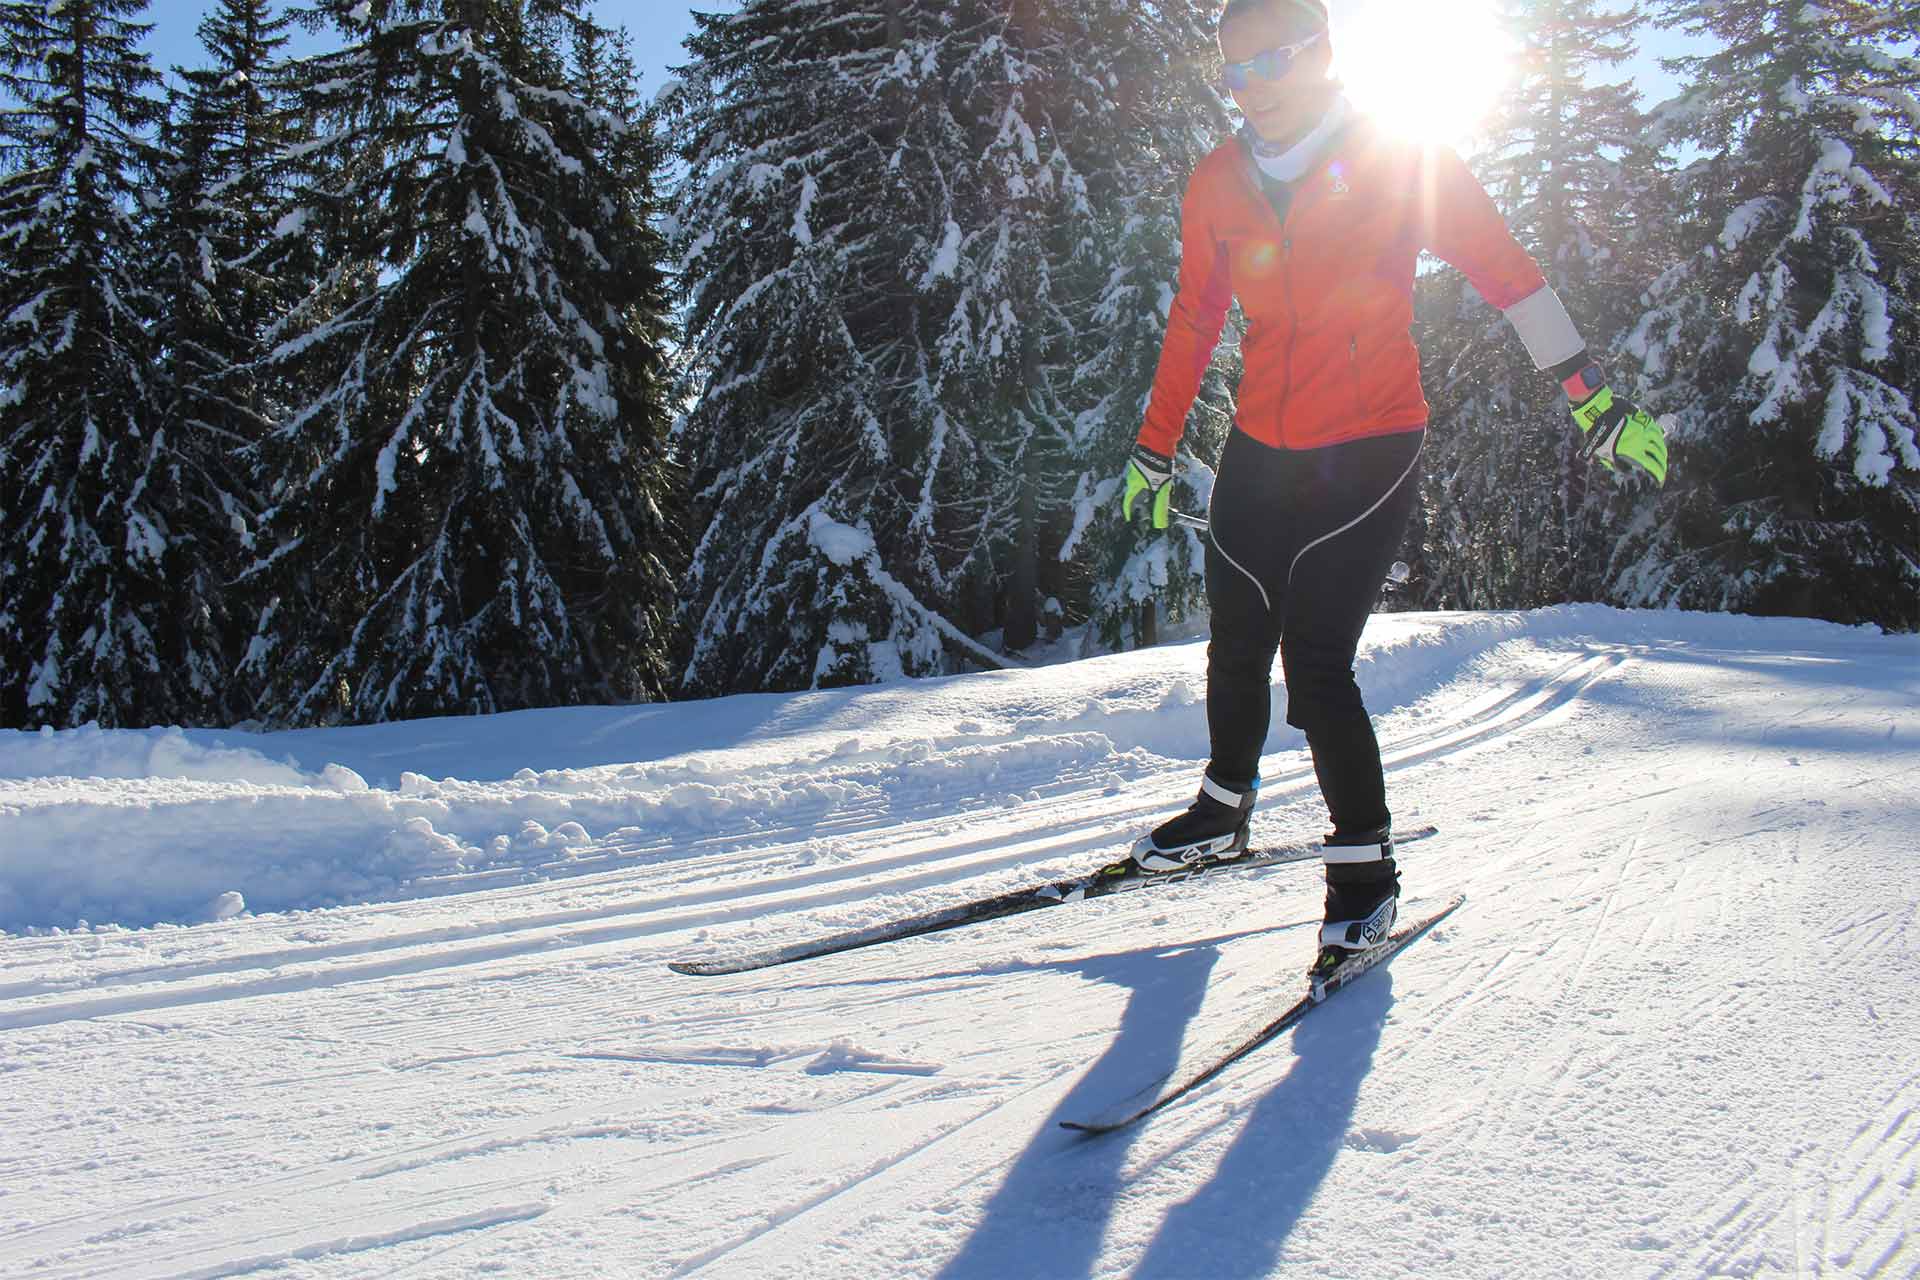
[934,933,1394,1279]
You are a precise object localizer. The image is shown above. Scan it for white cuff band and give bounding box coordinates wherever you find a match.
[1323,841,1390,864]
[1503,285,1587,371]
[1201,775,1251,806]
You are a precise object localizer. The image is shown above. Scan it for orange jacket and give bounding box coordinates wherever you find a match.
[1139,121,1547,456]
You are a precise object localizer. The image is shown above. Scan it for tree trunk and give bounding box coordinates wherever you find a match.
[1004,442,1040,651]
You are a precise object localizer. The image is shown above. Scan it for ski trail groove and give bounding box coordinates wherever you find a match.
[0,650,1623,1031]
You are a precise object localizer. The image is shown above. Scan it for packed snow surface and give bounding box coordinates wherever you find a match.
[2,607,1916,1277]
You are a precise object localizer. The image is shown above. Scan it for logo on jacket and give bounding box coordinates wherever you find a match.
[1327,163,1352,198]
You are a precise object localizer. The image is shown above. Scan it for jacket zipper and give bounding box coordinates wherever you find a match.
[1235,150,1326,446]
[1281,232,1295,433]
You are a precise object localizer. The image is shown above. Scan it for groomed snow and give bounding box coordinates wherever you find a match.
[1,607,1916,1277]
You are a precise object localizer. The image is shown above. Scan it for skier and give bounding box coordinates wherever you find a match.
[1119,0,1668,977]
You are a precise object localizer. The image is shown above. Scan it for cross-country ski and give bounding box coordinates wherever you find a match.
[1062,895,1465,1135]
[668,826,1438,975]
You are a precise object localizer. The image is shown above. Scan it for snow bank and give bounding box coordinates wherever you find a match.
[0,724,310,785]
[0,608,1904,933]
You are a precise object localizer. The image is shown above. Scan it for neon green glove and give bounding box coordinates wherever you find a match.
[1560,359,1670,486]
[1121,443,1173,530]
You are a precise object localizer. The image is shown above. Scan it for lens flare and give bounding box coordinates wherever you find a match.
[1333,0,1516,147]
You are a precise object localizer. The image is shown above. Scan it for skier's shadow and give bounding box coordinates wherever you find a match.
[935,938,1227,1280]
[937,940,1393,1280]
[1130,972,1395,1279]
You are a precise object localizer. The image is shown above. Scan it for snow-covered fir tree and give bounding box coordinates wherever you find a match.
[671,0,1025,693]
[243,0,684,725]
[0,0,224,729]
[1411,0,1660,612]
[670,0,1227,693]
[926,0,1081,656]
[1614,0,1920,628]
[147,0,312,721]
[566,18,652,231]
[1053,0,1232,652]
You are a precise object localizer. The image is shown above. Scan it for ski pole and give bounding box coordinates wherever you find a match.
[1166,510,1410,590]
[1168,508,1210,532]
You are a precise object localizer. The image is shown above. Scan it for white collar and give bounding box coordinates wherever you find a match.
[1247,95,1353,183]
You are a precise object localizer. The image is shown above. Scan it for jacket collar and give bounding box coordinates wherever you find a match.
[1241,94,1355,184]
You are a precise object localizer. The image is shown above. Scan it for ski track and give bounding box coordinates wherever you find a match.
[0,647,1613,1027]
[2,619,1917,1278]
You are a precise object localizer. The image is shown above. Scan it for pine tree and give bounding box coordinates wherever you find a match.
[932,0,1078,656]
[670,0,1020,693]
[0,0,217,728]
[1411,0,1659,612]
[149,0,311,721]
[671,0,1230,692]
[244,0,684,725]
[1053,0,1233,652]
[1615,0,1920,628]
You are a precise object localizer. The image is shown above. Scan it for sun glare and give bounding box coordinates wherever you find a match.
[1334,0,1516,147]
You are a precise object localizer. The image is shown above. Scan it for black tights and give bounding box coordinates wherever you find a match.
[1203,427,1423,835]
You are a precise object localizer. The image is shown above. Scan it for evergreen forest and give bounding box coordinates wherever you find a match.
[1,0,1915,731]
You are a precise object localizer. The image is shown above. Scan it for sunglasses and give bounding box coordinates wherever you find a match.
[1220,30,1326,92]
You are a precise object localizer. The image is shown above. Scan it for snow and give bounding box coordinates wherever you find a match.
[805,505,875,567]
[791,173,818,247]
[925,219,963,284]
[2,608,1917,1277]
[1718,197,1774,253]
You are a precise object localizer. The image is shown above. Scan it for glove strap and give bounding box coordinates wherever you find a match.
[1130,442,1173,482]
[1560,361,1607,407]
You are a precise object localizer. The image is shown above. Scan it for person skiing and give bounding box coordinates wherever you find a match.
[1118,0,1668,978]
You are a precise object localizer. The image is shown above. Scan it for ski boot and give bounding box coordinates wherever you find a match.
[1308,824,1400,984]
[1130,773,1258,873]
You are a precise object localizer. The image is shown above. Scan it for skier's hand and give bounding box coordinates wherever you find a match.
[1562,361,1669,486]
[1121,443,1174,530]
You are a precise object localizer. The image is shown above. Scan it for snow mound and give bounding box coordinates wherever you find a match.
[0,724,309,785]
[0,607,1905,934]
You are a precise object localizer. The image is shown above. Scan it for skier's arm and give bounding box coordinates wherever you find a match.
[1418,145,1669,485]
[1136,173,1234,460]
[1414,143,1568,348]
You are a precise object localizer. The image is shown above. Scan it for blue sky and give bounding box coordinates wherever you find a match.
[139,2,1685,112]
[142,3,721,90]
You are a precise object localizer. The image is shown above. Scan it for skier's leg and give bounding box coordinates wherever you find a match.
[1278,428,1423,835]
[1134,431,1289,869]
[1203,430,1291,790]
[1275,429,1422,959]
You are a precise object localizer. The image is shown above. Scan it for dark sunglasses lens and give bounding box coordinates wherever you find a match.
[1224,37,1316,92]
[1254,49,1291,80]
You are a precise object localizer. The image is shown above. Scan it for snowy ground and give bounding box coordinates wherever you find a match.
[2,607,1916,1278]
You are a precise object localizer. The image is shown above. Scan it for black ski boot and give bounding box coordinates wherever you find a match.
[1308,825,1400,980]
[1131,774,1258,873]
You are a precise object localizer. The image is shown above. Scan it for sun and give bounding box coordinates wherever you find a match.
[1333,0,1516,147]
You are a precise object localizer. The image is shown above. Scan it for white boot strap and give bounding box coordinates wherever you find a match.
[1200,775,1251,807]
[1323,840,1390,865]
